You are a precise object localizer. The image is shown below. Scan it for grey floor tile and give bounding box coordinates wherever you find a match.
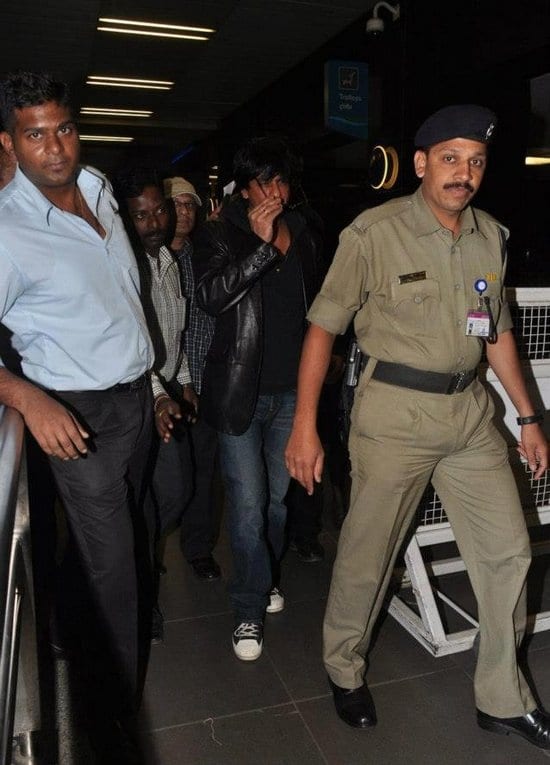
[144,704,325,765]
[137,500,550,764]
[140,612,291,730]
[367,613,456,686]
[264,598,328,700]
[519,646,550,710]
[266,599,457,703]
[280,531,338,605]
[299,668,550,765]
[158,534,233,622]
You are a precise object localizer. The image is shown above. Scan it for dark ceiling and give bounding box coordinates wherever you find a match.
[0,0,548,280]
[0,0,548,223]
[0,1,375,166]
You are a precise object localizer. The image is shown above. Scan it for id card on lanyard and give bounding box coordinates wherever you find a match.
[466,279,497,342]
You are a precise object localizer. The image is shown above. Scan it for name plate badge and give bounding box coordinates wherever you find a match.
[398,271,426,285]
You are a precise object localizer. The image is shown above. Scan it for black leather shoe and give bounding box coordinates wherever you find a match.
[290,538,325,563]
[477,708,550,749]
[329,677,377,729]
[190,555,221,581]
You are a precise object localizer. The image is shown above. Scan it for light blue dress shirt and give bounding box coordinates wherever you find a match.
[0,165,153,390]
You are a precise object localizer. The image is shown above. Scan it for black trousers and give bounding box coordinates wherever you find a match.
[178,415,219,560]
[47,383,153,715]
[147,414,219,561]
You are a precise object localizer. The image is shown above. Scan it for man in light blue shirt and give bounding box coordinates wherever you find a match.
[0,71,153,761]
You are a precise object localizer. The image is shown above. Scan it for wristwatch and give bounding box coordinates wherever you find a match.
[516,413,544,425]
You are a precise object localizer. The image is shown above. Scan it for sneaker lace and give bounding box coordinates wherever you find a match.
[234,622,262,640]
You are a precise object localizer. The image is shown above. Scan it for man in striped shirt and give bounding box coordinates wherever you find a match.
[117,167,197,643]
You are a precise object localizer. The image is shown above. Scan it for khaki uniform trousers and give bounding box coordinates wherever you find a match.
[323,375,536,718]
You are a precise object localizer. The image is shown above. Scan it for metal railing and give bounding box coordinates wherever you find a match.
[0,405,42,764]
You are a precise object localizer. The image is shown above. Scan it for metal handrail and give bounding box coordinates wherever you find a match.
[0,405,41,764]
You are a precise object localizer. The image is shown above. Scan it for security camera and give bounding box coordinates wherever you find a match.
[366,2,400,36]
[366,16,385,35]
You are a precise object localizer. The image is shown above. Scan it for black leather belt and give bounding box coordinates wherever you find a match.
[360,356,476,395]
[104,373,148,393]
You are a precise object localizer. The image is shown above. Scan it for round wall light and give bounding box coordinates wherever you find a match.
[369,144,399,190]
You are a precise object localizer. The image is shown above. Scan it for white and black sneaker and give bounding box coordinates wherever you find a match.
[232,621,263,661]
[266,587,285,614]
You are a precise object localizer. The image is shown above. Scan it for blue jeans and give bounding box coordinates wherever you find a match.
[218,391,296,623]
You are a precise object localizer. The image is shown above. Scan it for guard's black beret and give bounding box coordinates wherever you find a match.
[414,104,497,148]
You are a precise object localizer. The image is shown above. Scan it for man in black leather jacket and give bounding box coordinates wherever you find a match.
[192,137,325,660]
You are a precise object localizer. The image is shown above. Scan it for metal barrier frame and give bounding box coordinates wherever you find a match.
[388,288,550,656]
[0,406,41,764]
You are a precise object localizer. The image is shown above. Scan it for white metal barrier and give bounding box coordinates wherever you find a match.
[388,288,550,656]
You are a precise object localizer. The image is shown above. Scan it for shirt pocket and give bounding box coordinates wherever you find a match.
[387,278,441,338]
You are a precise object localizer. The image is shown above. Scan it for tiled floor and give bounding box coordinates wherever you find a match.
[136,509,550,765]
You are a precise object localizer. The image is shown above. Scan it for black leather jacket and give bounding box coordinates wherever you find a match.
[192,195,325,435]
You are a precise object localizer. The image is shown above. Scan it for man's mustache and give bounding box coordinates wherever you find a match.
[444,181,474,193]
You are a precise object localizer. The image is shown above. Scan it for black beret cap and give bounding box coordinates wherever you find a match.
[414,104,497,148]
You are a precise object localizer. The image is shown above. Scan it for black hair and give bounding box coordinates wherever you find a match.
[113,166,163,200]
[0,71,70,133]
[232,136,302,192]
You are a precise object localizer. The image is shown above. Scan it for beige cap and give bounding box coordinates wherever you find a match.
[163,176,202,206]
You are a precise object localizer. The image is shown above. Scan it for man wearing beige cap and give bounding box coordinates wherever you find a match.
[286,104,550,749]
[163,176,221,582]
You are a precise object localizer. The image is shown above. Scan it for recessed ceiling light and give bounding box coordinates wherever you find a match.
[80,108,153,117]
[80,135,134,143]
[98,26,209,40]
[97,17,215,41]
[99,17,214,33]
[87,76,173,91]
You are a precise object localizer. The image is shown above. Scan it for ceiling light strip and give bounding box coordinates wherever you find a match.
[97,26,209,41]
[86,81,171,91]
[98,17,215,34]
[81,108,153,117]
[88,76,173,85]
[80,135,134,142]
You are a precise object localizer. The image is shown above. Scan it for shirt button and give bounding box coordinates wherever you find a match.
[414,296,422,304]
[455,284,461,290]
[457,320,462,326]
[451,246,456,254]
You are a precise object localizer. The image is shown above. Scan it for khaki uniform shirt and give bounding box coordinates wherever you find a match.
[307,187,512,375]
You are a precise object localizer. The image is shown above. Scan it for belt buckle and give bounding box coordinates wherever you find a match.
[447,371,465,394]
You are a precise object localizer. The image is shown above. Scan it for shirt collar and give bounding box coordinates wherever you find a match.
[12,164,106,224]
[412,185,479,239]
[145,244,174,275]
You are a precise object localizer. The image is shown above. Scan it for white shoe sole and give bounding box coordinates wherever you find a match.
[232,640,263,661]
[266,599,284,614]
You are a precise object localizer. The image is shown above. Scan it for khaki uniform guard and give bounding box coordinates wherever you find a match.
[285,104,550,751]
